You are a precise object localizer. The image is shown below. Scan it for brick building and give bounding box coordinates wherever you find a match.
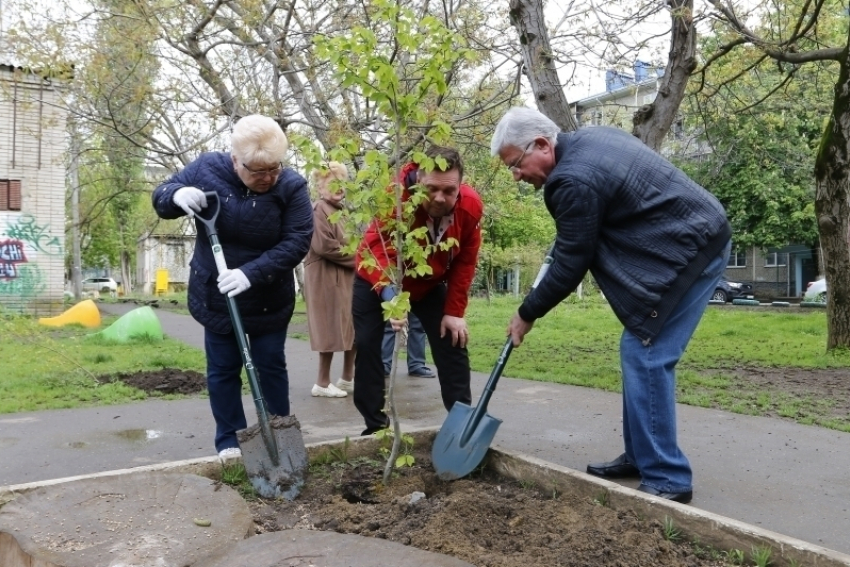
[0,64,69,314]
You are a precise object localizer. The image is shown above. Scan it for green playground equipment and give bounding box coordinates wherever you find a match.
[93,306,163,342]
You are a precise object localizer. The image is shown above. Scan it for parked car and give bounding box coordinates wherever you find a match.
[711,278,754,303]
[804,278,826,303]
[82,277,118,293]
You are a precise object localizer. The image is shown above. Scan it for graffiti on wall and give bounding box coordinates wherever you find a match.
[0,214,61,298]
[0,239,27,278]
[6,214,62,254]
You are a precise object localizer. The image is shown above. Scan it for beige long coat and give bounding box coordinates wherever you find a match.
[303,199,355,352]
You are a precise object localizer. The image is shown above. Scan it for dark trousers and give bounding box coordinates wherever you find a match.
[204,328,290,452]
[352,275,471,435]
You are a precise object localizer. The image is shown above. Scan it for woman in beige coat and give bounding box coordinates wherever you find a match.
[303,162,356,397]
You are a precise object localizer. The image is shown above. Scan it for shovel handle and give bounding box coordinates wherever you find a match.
[459,245,554,445]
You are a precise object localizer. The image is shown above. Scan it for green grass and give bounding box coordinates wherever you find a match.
[4,294,850,433]
[0,313,206,414]
[463,295,850,432]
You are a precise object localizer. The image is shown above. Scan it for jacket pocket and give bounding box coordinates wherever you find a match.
[189,260,223,313]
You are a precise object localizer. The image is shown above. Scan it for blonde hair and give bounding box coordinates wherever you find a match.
[231,115,289,164]
[312,161,349,197]
[312,161,349,184]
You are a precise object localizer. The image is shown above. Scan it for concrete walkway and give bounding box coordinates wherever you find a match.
[1,303,849,556]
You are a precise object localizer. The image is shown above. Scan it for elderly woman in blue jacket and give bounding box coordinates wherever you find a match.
[152,114,313,459]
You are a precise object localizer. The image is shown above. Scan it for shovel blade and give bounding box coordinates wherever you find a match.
[237,415,308,500]
[432,402,502,481]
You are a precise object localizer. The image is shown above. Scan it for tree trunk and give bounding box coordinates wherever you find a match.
[0,472,253,567]
[632,0,697,152]
[814,46,850,350]
[120,250,132,295]
[508,0,577,132]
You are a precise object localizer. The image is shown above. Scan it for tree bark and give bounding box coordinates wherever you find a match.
[508,0,577,132]
[0,472,253,567]
[632,0,697,151]
[814,46,850,349]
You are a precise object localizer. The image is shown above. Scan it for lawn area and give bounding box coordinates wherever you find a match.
[465,295,850,431]
[3,295,849,432]
[0,313,206,414]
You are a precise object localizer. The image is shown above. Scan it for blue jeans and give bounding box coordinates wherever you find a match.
[620,242,730,494]
[382,313,428,374]
[204,328,290,452]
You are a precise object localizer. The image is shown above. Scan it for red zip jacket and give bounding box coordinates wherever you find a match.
[355,162,483,318]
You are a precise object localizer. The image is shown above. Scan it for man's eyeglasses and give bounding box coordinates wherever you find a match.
[509,142,535,174]
[241,161,283,178]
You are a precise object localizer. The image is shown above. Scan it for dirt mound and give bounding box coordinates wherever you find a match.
[248,451,726,567]
[98,368,206,395]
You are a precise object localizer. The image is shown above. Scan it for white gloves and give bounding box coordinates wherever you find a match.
[173,186,207,217]
[217,268,251,297]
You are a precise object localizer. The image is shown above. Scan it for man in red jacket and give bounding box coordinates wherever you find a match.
[352,146,484,435]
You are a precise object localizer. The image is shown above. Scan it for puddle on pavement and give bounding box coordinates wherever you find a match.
[114,429,163,442]
[66,429,165,449]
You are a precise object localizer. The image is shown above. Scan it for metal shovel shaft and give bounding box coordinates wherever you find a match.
[459,338,513,446]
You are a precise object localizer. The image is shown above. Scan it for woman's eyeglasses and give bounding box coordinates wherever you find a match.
[241,161,283,178]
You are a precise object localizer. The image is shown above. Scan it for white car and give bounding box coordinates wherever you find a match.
[82,277,118,294]
[804,278,826,303]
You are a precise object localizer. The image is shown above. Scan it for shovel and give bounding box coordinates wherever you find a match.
[432,246,554,480]
[194,191,308,499]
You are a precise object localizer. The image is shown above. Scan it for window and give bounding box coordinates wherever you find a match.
[727,249,746,268]
[765,252,787,267]
[592,111,603,126]
[0,180,22,211]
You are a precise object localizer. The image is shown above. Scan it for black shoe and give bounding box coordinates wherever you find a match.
[586,453,641,478]
[637,484,693,504]
[408,367,435,378]
[361,424,388,436]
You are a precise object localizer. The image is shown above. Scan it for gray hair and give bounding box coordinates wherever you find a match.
[490,107,560,156]
[231,114,289,164]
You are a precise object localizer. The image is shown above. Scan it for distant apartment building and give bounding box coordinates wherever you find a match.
[136,165,196,294]
[0,63,68,314]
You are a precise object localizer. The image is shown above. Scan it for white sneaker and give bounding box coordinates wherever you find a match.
[312,383,348,398]
[336,378,354,392]
[218,447,242,459]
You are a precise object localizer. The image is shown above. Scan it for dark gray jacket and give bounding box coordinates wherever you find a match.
[518,128,731,342]
[152,152,313,335]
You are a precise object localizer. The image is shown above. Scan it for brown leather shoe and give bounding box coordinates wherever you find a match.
[586,453,640,478]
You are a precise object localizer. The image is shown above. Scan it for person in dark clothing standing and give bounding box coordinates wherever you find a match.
[152,114,313,459]
[491,107,731,504]
[352,146,483,436]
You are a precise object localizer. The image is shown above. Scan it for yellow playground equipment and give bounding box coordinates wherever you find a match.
[39,299,101,328]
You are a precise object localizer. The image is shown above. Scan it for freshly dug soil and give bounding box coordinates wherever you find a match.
[245,447,727,567]
[98,368,207,395]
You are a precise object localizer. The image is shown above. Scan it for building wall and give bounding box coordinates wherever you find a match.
[137,234,195,294]
[0,66,68,315]
[724,245,818,299]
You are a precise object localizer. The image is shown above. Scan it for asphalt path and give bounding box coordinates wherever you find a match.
[2,302,849,556]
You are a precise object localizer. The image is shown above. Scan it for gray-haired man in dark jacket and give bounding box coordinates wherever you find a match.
[491,107,731,504]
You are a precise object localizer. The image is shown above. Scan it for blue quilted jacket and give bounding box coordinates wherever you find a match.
[518,128,731,343]
[152,152,313,335]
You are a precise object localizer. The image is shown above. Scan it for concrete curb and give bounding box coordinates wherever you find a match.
[3,428,848,567]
